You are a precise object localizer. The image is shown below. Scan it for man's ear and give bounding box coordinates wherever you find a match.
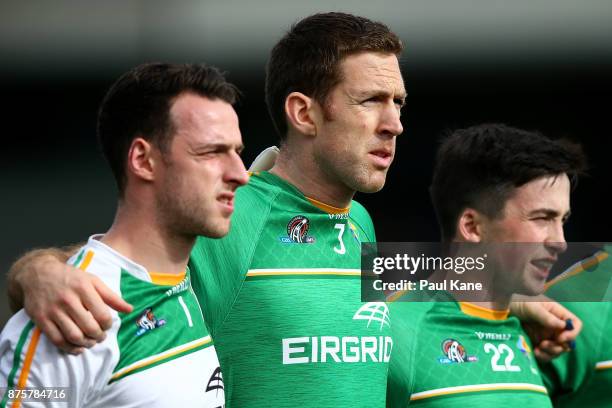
[456,208,485,242]
[284,92,317,137]
[127,137,156,182]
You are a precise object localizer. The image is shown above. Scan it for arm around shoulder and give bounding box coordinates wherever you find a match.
[6,243,132,354]
[7,246,73,312]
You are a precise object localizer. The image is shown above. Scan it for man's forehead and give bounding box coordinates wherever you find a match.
[339,52,406,95]
[171,93,236,122]
[508,174,571,213]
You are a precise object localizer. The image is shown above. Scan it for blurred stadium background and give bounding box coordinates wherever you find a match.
[2,0,611,327]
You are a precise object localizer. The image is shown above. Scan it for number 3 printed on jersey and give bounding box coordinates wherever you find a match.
[334,223,346,255]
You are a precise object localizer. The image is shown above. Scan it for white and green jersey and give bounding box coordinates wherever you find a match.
[189,171,391,407]
[0,236,224,407]
[387,292,552,407]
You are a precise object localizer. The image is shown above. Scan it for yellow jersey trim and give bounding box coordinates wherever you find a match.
[110,336,212,381]
[411,383,548,401]
[306,197,350,214]
[247,268,360,277]
[459,302,509,320]
[148,271,187,286]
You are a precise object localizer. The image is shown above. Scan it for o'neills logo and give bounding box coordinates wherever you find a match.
[281,303,393,364]
[280,215,315,243]
[438,339,477,364]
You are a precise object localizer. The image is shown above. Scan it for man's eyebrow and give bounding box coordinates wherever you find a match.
[354,88,407,101]
[190,142,245,152]
[528,208,571,219]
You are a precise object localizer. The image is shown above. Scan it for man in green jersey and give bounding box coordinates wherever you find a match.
[1,63,248,406]
[387,124,587,407]
[6,14,582,408]
[8,12,405,407]
[540,245,612,407]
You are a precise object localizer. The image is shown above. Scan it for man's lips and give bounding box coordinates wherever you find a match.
[531,258,557,277]
[369,149,394,169]
[217,193,235,214]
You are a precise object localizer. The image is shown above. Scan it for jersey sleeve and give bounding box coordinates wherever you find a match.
[188,182,275,337]
[387,302,425,407]
[0,311,120,407]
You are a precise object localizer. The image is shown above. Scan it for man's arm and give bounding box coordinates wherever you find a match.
[510,295,582,362]
[6,246,132,354]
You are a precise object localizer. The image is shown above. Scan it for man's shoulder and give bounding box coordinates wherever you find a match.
[237,172,281,199]
[349,199,372,222]
[67,238,150,292]
[190,175,279,265]
[349,199,376,242]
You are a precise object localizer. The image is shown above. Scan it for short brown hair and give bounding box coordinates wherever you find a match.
[265,12,403,139]
[430,124,588,241]
[97,62,239,195]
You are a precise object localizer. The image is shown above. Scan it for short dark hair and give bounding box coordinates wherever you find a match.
[265,12,403,139]
[97,62,239,195]
[430,123,587,241]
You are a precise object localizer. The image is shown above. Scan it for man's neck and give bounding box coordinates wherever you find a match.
[101,202,193,275]
[270,149,355,208]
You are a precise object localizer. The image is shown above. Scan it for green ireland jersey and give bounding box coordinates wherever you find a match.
[541,246,612,407]
[189,171,392,407]
[387,293,551,407]
[0,236,224,407]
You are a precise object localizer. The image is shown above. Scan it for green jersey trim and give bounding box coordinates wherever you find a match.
[410,382,548,401]
[72,249,85,267]
[0,321,35,408]
[109,335,213,383]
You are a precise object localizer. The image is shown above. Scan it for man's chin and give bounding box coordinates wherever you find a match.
[520,281,547,297]
[355,175,387,193]
[197,220,231,239]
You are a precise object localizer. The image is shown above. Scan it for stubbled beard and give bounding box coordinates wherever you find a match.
[156,182,226,239]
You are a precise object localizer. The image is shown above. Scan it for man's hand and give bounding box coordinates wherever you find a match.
[511,295,582,362]
[10,249,132,354]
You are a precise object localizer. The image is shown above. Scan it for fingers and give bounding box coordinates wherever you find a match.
[60,274,108,342]
[36,315,86,355]
[544,303,582,345]
[530,302,567,331]
[555,316,582,344]
[534,337,574,363]
[93,277,133,315]
[21,258,129,353]
[65,298,107,343]
[539,339,566,357]
[77,277,113,335]
[53,305,97,349]
[534,346,556,363]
